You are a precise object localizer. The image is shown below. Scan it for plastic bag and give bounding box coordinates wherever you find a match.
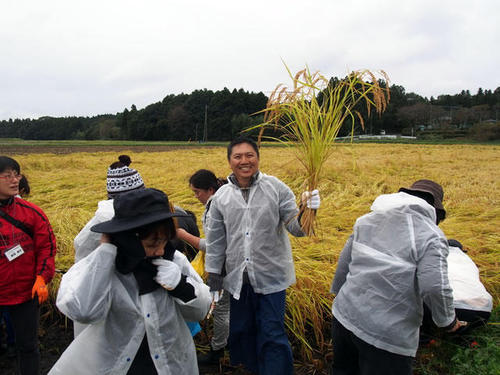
[191,250,206,278]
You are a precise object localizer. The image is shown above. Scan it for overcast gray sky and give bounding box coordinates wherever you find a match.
[1,0,499,120]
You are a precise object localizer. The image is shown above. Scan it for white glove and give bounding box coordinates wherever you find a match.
[211,290,223,303]
[302,189,320,210]
[152,259,182,291]
[207,290,224,319]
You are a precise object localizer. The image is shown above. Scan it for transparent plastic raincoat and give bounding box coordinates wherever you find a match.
[331,192,456,357]
[447,245,493,312]
[74,199,114,263]
[49,243,211,375]
[205,172,304,300]
[73,199,115,337]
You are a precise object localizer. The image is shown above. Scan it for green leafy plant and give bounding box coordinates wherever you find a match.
[415,308,500,375]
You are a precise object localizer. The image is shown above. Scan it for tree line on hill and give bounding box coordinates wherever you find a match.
[1,82,499,141]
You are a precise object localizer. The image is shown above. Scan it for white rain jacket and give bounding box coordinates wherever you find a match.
[74,199,115,263]
[49,243,211,375]
[197,195,213,252]
[448,245,493,312]
[205,172,304,300]
[73,199,115,337]
[331,192,456,357]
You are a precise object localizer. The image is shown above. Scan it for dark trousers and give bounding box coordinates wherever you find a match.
[127,334,157,375]
[1,309,16,345]
[331,317,413,375]
[229,284,293,375]
[1,298,40,375]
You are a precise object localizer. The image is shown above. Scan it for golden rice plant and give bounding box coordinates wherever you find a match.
[248,65,390,235]
[9,144,499,370]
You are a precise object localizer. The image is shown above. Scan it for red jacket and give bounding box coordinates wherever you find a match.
[0,196,57,305]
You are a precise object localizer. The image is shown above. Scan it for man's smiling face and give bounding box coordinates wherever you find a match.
[228,142,259,187]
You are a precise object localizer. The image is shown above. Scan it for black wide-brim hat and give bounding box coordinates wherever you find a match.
[399,179,445,213]
[91,188,188,234]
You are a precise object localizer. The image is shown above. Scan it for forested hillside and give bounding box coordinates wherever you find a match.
[1,83,499,141]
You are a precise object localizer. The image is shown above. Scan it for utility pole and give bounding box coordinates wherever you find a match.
[203,104,208,142]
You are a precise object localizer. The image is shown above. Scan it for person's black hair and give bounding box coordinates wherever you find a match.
[448,239,464,250]
[172,209,200,261]
[19,174,30,197]
[135,218,177,242]
[109,154,132,169]
[189,169,227,192]
[0,156,20,174]
[226,137,260,160]
[404,190,445,224]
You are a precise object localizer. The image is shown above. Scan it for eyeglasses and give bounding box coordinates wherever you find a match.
[0,173,21,181]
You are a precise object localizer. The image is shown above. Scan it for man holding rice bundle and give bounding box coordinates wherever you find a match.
[330,179,466,375]
[205,137,320,374]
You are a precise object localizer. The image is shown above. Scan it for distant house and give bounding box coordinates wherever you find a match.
[417,124,433,131]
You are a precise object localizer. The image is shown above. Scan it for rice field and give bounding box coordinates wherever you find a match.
[9,143,500,369]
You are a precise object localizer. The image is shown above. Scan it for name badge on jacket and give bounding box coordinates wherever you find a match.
[4,244,25,262]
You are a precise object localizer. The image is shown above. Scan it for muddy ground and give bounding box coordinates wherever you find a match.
[2,145,217,155]
[0,320,231,375]
[0,317,285,375]
[0,317,322,374]
[0,316,72,375]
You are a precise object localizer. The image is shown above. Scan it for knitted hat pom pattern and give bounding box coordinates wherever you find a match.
[106,155,145,196]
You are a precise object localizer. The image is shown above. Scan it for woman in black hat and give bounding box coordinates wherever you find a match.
[49,188,211,375]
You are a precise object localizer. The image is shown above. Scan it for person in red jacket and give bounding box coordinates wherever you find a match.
[0,156,57,375]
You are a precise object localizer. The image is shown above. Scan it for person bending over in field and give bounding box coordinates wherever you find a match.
[330,179,466,375]
[0,156,57,375]
[204,137,321,375]
[49,188,211,375]
[420,238,493,341]
[176,169,230,365]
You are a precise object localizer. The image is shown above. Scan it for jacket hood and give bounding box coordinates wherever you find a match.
[96,199,114,213]
[370,192,436,222]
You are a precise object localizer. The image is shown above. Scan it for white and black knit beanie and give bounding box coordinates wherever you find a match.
[106,155,145,198]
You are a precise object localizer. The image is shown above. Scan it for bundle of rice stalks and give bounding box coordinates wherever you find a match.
[249,65,390,235]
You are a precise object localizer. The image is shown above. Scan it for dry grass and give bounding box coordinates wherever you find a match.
[249,66,390,235]
[11,143,500,367]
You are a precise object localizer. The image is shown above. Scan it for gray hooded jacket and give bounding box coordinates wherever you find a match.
[331,192,455,357]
